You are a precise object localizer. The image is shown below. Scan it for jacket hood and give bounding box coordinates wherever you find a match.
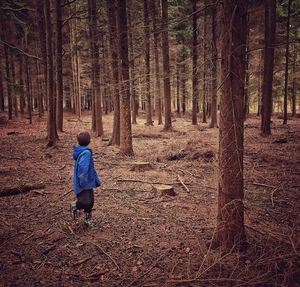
[73,145,91,160]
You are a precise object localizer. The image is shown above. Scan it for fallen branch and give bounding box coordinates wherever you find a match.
[0,184,46,197]
[179,168,203,179]
[0,153,24,160]
[253,182,276,189]
[177,175,190,193]
[270,188,278,207]
[88,241,121,272]
[126,248,171,287]
[72,256,92,267]
[42,244,56,255]
[116,178,175,185]
[57,189,73,199]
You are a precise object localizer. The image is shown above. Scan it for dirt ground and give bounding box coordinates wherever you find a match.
[0,111,299,287]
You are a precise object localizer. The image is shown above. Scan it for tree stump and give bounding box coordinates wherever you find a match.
[154,184,176,197]
[130,161,152,172]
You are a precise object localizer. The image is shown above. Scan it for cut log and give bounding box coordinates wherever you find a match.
[154,184,176,197]
[0,184,46,197]
[130,161,152,172]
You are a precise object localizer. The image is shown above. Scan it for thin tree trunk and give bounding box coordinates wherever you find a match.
[25,57,32,124]
[128,1,138,124]
[216,0,247,251]
[181,50,186,115]
[3,30,13,120]
[107,0,120,145]
[36,0,47,112]
[244,10,250,121]
[19,55,25,114]
[10,53,18,117]
[176,56,180,115]
[45,0,58,146]
[88,0,103,136]
[283,0,292,124]
[192,0,198,125]
[0,60,4,111]
[210,4,217,128]
[202,0,207,124]
[291,44,297,117]
[161,0,172,130]
[117,0,134,155]
[152,0,162,125]
[144,0,152,125]
[56,0,63,131]
[261,0,276,135]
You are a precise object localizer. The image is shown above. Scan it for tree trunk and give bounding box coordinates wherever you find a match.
[202,0,207,124]
[217,0,247,251]
[107,0,120,145]
[210,4,217,128]
[291,43,297,117]
[3,26,13,120]
[55,0,63,131]
[117,0,134,156]
[181,49,186,115]
[161,0,172,130]
[10,53,18,118]
[261,0,276,135]
[24,55,32,124]
[128,2,138,124]
[36,0,47,112]
[45,0,58,146]
[244,11,250,121]
[176,55,180,115]
[152,0,162,125]
[192,0,198,125]
[283,0,291,125]
[88,0,103,136]
[144,0,153,125]
[0,60,4,111]
[19,55,26,114]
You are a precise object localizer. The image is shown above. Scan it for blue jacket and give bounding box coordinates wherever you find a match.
[73,146,101,195]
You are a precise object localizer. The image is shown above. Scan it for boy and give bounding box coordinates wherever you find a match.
[70,131,101,228]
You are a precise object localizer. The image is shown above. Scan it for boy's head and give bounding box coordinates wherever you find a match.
[77,132,91,146]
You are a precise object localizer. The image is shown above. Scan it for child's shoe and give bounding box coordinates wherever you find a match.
[84,212,95,228]
[70,201,78,220]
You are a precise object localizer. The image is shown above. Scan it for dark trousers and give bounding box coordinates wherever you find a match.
[76,189,94,213]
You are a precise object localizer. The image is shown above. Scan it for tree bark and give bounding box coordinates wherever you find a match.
[261,0,276,135]
[45,0,58,146]
[55,0,64,131]
[176,53,180,115]
[144,0,153,125]
[202,0,207,123]
[291,43,297,117]
[117,0,134,155]
[210,4,217,128]
[283,0,292,124]
[217,0,247,250]
[192,0,198,125]
[36,0,47,112]
[88,0,103,136]
[107,0,120,145]
[3,22,13,120]
[161,0,172,130]
[0,60,4,111]
[128,1,138,124]
[10,52,18,118]
[181,49,186,115]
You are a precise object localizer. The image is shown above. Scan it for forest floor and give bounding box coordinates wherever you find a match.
[0,111,299,287]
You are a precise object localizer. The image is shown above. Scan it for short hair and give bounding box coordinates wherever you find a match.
[77,132,91,146]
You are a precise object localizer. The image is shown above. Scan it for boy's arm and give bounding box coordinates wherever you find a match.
[77,150,91,188]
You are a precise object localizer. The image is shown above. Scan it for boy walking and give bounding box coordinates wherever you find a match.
[71,131,101,227]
